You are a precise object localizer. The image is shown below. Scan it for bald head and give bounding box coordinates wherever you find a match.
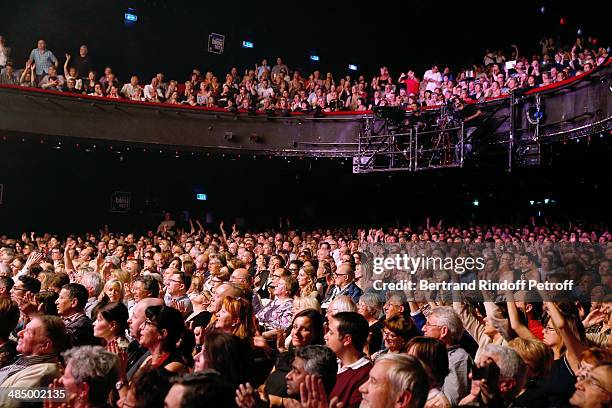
[231,268,251,284]
[128,297,164,339]
[333,263,354,289]
[208,283,243,313]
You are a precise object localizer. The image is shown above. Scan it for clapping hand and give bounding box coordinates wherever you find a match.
[170,299,188,316]
[275,328,287,352]
[106,339,128,380]
[297,375,344,408]
[44,378,77,408]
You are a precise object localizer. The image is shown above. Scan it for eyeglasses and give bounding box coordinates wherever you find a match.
[169,279,183,284]
[333,272,349,277]
[543,325,557,333]
[582,375,612,395]
[382,330,400,339]
[424,321,444,329]
[144,319,158,328]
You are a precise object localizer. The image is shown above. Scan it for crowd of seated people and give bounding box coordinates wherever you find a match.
[0,35,609,114]
[0,214,610,407]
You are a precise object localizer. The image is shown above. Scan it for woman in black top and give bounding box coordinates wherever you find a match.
[542,301,588,408]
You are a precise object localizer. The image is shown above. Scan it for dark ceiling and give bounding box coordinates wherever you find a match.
[1,0,608,82]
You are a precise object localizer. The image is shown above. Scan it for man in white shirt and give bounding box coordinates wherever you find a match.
[0,36,10,68]
[423,65,443,92]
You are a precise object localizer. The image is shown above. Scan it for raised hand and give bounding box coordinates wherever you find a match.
[171,299,188,316]
[96,251,104,268]
[20,291,41,316]
[299,375,344,408]
[235,383,258,408]
[106,339,128,380]
[252,335,268,349]
[25,251,45,269]
[582,307,606,328]
[275,328,287,352]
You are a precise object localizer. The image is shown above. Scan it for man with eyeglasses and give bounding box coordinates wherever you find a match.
[10,275,41,337]
[255,255,285,300]
[423,306,472,406]
[288,260,302,278]
[230,268,263,312]
[164,271,193,315]
[321,263,362,311]
[570,363,612,408]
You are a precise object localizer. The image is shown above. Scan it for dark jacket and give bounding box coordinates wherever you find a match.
[64,313,96,348]
[322,281,363,308]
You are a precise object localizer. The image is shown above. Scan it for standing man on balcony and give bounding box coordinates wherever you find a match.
[27,39,58,82]
[0,35,10,70]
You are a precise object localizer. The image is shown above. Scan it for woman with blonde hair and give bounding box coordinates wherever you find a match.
[293,296,321,314]
[92,278,124,319]
[187,275,204,300]
[297,265,318,299]
[508,337,553,406]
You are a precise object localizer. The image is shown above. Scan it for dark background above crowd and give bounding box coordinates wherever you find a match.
[1,0,609,82]
[0,137,609,235]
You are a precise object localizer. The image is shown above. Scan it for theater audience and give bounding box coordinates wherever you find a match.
[0,216,610,408]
